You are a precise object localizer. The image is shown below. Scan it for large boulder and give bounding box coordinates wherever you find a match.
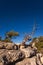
[0,41,43,65]
[0,42,14,49]
[0,42,18,50]
[4,43,14,50]
[16,57,36,65]
[30,57,36,65]
[0,49,25,65]
[0,62,4,65]
[40,56,43,64]
[20,47,37,58]
[36,53,42,65]
[0,42,4,49]
[15,58,31,65]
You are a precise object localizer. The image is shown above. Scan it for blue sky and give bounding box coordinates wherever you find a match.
[0,0,43,43]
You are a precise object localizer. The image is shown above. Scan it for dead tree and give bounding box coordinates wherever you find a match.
[21,22,37,46]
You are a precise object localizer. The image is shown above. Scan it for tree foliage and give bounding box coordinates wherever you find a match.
[0,30,19,43]
[35,36,43,53]
[5,30,19,39]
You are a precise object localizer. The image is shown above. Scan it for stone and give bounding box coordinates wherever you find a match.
[36,53,42,65]
[0,49,25,65]
[13,44,18,50]
[0,43,4,49]
[16,57,37,65]
[20,47,36,58]
[0,41,43,65]
[0,62,3,65]
[5,43,14,50]
[30,57,36,65]
[15,58,31,65]
[40,56,43,64]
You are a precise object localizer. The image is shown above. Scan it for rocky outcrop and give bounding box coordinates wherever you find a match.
[0,41,43,65]
[15,57,37,65]
[16,54,43,65]
[20,47,37,58]
[0,42,18,50]
[0,49,25,65]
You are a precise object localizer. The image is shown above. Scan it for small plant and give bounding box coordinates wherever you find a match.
[35,36,43,53]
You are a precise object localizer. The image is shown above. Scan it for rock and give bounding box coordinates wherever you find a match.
[15,58,31,65]
[16,57,36,65]
[4,43,14,50]
[19,43,26,49]
[40,56,43,64]
[20,47,36,58]
[36,53,42,65]
[0,49,25,65]
[0,42,19,50]
[30,57,36,65]
[36,53,43,65]
[13,44,18,50]
[0,62,3,65]
[0,41,43,65]
[20,46,25,49]
[0,42,4,49]
[0,42,14,49]
[32,42,35,47]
